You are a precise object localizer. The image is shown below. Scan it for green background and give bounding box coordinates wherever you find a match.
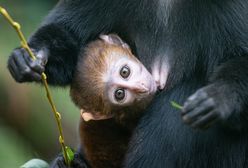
[0,1,80,167]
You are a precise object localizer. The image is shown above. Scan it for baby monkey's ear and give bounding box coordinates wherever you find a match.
[100,34,130,49]
[80,109,114,122]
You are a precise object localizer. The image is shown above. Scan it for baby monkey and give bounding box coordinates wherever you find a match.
[70,34,167,168]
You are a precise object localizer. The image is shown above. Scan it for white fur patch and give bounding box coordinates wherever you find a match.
[157,0,174,26]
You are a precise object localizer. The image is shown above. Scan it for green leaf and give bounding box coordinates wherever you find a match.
[65,146,75,163]
[171,101,183,110]
[20,159,49,168]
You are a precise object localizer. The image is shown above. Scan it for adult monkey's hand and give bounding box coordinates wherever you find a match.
[8,47,48,83]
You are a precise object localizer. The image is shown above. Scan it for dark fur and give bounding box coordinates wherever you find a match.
[8,0,248,168]
[70,37,146,168]
[79,118,135,168]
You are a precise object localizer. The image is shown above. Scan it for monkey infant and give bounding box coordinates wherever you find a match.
[70,34,168,168]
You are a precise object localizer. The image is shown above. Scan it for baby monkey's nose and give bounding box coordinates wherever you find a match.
[131,82,149,93]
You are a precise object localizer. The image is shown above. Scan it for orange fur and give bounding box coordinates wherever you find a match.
[70,37,138,115]
[70,36,142,168]
[79,118,132,168]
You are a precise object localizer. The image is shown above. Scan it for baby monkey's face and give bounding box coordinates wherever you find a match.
[104,52,157,107]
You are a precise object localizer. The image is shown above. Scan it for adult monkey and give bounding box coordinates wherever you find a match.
[7,0,248,168]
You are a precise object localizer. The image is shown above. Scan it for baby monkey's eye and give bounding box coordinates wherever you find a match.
[120,65,130,79]
[114,88,125,101]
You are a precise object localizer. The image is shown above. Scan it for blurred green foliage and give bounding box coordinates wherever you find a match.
[0,1,80,167]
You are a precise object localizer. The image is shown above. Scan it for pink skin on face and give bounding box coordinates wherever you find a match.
[81,52,169,122]
[106,55,158,106]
